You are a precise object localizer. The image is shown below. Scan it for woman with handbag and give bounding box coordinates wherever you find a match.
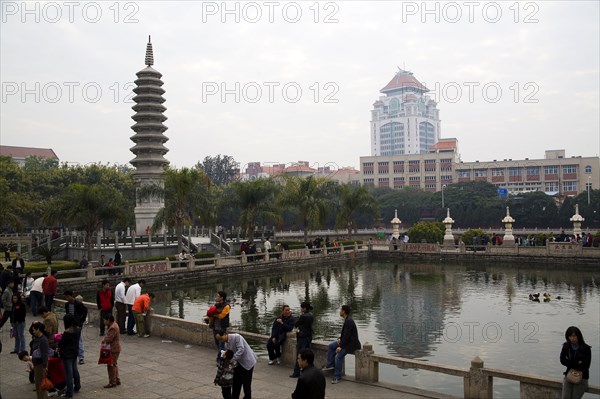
[101,314,121,388]
[560,326,592,399]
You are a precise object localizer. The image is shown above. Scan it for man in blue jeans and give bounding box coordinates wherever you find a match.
[323,304,361,384]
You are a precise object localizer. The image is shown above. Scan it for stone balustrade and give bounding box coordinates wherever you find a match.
[54,298,599,399]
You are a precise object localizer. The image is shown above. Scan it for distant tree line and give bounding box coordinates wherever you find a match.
[1,155,598,248]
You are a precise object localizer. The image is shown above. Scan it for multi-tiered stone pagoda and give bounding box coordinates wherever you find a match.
[130,36,170,234]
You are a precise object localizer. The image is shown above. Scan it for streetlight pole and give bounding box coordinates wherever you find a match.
[588,176,592,205]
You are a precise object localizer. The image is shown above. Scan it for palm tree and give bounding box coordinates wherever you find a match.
[335,184,379,237]
[228,178,279,241]
[278,175,333,243]
[45,183,126,260]
[137,167,211,252]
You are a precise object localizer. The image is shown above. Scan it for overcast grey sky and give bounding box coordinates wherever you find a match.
[1,1,599,171]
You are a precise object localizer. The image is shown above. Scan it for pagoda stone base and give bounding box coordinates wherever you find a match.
[502,238,515,246]
[134,204,163,234]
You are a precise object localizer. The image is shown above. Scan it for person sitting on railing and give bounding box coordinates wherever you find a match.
[246,242,257,262]
[78,256,89,269]
[323,305,361,384]
[178,250,189,268]
[266,304,295,365]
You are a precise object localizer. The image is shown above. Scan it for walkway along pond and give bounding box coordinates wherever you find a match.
[56,245,600,399]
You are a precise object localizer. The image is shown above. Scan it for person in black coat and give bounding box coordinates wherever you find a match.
[292,349,325,399]
[266,304,295,365]
[291,302,314,378]
[324,304,361,384]
[64,290,88,365]
[58,314,81,398]
[560,326,592,399]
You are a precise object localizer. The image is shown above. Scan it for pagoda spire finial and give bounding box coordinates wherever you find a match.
[145,35,154,66]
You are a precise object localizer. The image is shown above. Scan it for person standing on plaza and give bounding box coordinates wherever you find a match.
[560,326,592,399]
[216,331,258,399]
[10,293,27,354]
[29,273,46,316]
[96,280,114,336]
[38,306,58,349]
[64,290,88,365]
[22,271,34,305]
[42,270,58,312]
[132,292,154,338]
[324,304,361,384]
[266,304,295,365]
[114,250,122,267]
[214,349,236,399]
[0,264,13,291]
[209,291,231,363]
[124,279,145,336]
[0,280,14,330]
[292,349,326,399]
[57,314,81,398]
[114,277,131,334]
[11,252,25,274]
[290,302,314,378]
[101,314,121,388]
[263,237,272,253]
[30,321,49,399]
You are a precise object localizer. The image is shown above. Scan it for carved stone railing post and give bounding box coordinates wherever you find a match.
[355,343,378,382]
[468,356,492,399]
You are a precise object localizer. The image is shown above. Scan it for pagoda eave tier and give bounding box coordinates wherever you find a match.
[136,66,162,78]
[131,113,168,122]
[130,142,169,152]
[133,85,165,95]
[132,94,166,104]
[130,140,169,148]
[132,104,167,113]
[130,122,169,132]
[130,157,170,165]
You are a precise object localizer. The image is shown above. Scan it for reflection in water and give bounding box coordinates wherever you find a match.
[82,260,599,396]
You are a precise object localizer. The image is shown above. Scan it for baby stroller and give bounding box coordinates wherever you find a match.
[46,356,66,397]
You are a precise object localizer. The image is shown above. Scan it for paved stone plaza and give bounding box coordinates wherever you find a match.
[0,318,452,399]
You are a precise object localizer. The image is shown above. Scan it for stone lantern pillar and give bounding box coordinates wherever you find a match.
[570,204,585,237]
[390,209,401,239]
[442,208,455,246]
[502,206,515,246]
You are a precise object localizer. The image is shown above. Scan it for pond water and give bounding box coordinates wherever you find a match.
[105,260,600,397]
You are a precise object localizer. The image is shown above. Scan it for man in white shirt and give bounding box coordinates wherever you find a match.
[29,273,46,316]
[124,279,145,336]
[263,237,272,252]
[114,277,131,334]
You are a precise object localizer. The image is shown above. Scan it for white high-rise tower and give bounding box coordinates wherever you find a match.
[370,69,441,156]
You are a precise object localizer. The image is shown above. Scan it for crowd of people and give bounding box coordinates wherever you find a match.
[0,270,152,398]
[1,251,593,399]
[204,290,362,399]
